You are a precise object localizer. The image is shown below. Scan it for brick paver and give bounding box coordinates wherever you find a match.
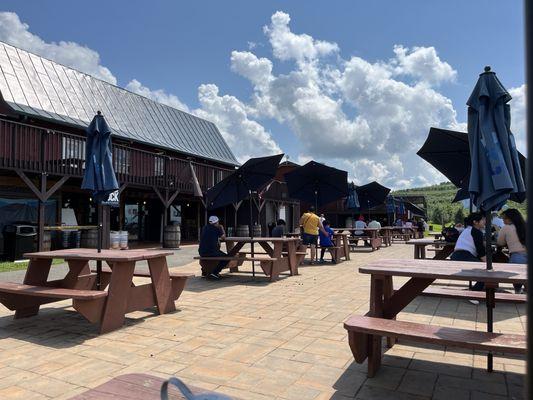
[0,244,526,399]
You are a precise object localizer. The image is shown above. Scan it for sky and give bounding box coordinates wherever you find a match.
[0,1,526,189]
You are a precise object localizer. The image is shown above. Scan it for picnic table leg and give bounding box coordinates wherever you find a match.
[14,258,52,319]
[383,276,397,348]
[147,256,176,314]
[368,275,385,377]
[343,235,350,260]
[100,261,136,333]
[286,241,298,276]
[420,246,426,259]
[413,245,419,259]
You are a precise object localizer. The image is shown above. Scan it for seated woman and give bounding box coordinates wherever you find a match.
[497,209,527,294]
[450,212,486,292]
[319,220,336,263]
[353,215,369,246]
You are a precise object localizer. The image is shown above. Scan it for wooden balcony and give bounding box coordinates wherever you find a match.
[0,118,232,191]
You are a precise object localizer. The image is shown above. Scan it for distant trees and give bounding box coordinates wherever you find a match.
[454,207,466,224]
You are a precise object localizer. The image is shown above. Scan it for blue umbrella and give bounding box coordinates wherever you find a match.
[81,111,119,202]
[81,111,119,289]
[467,66,526,372]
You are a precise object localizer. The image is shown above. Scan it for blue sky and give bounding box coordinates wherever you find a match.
[0,1,526,188]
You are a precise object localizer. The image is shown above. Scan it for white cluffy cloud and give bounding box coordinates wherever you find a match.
[0,12,116,84]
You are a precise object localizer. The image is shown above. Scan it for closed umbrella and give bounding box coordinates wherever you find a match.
[81,111,119,289]
[345,182,360,228]
[284,161,348,210]
[467,66,526,372]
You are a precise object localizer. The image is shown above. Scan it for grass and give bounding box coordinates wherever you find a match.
[0,258,64,273]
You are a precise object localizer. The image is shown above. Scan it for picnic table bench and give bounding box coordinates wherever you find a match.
[393,285,526,303]
[344,259,527,377]
[406,238,455,259]
[0,249,189,333]
[195,237,303,281]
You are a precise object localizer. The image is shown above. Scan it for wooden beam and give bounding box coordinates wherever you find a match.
[15,170,44,201]
[167,189,180,206]
[152,186,166,206]
[118,183,128,194]
[44,176,70,200]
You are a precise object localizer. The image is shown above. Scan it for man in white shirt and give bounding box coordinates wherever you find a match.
[368,219,381,229]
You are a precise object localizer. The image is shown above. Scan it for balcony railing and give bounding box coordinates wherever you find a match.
[0,118,233,191]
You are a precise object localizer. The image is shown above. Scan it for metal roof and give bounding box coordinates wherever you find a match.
[0,41,238,165]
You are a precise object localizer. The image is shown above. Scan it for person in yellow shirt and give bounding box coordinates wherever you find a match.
[299,206,326,264]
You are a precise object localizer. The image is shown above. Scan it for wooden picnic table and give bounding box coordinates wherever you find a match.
[406,238,455,259]
[347,259,527,376]
[333,227,382,251]
[222,237,303,281]
[0,249,191,333]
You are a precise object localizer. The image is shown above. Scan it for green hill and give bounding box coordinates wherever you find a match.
[393,182,527,225]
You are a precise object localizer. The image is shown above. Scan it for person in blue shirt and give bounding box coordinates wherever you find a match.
[198,215,227,279]
[319,220,336,263]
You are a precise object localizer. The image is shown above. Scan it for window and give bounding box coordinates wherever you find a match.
[154,156,164,176]
[61,136,85,160]
[113,147,131,175]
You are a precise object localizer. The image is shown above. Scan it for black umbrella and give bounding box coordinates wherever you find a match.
[284,161,348,210]
[81,111,119,289]
[206,153,283,277]
[419,127,526,205]
[356,181,391,219]
[467,66,526,372]
[345,182,360,210]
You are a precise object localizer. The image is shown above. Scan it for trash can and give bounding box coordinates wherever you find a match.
[3,224,37,261]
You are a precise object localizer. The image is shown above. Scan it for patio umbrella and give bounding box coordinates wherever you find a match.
[284,161,348,210]
[467,66,526,372]
[206,153,284,276]
[419,127,526,206]
[81,111,119,289]
[356,181,391,220]
[344,182,360,228]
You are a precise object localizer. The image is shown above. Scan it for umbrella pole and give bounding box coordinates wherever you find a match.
[96,203,102,290]
[249,191,255,278]
[484,210,494,372]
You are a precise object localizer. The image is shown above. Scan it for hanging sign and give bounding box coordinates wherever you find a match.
[102,190,120,207]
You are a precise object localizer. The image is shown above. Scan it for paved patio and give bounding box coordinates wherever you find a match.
[0,244,526,399]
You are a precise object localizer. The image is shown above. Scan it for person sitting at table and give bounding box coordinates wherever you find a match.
[450,212,486,293]
[353,215,369,247]
[368,218,381,229]
[497,208,527,294]
[198,215,227,280]
[299,206,326,264]
[271,219,286,238]
[319,220,336,263]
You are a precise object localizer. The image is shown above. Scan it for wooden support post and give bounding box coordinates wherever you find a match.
[153,186,180,246]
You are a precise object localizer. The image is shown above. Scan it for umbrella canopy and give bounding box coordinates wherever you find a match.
[81,112,119,202]
[345,182,360,210]
[356,181,391,210]
[206,154,284,210]
[419,127,526,203]
[284,161,348,208]
[467,67,526,211]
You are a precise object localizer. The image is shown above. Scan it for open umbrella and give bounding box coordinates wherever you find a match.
[419,127,526,211]
[356,181,391,220]
[81,111,119,289]
[467,66,526,372]
[206,154,284,276]
[284,161,348,210]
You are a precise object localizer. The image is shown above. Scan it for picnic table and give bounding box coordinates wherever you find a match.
[195,237,304,281]
[344,259,527,377]
[333,227,382,251]
[382,226,418,242]
[406,238,455,259]
[0,249,191,333]
[285,232,349,263]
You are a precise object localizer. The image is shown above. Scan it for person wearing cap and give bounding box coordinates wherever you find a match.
[198,216,227,279]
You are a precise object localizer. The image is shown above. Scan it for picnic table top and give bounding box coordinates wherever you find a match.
[23,248,174,262]
[359,259,527,283]
[222,236,300,242]
[333,227,380,230]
